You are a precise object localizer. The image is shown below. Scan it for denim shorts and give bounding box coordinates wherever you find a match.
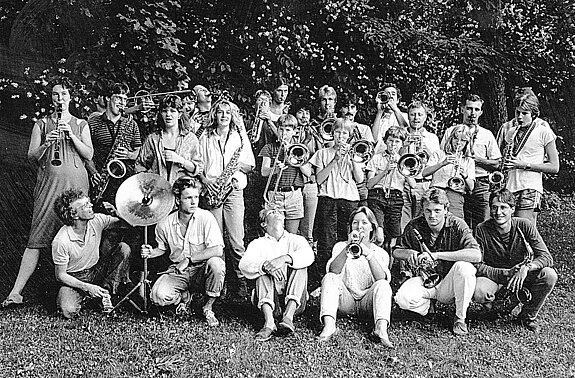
[514,189,541,212]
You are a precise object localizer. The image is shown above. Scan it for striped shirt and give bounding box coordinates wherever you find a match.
[89,112,142,170]
[259,142,305,189]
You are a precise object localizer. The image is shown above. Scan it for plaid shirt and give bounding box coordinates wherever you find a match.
[259,142,305,189]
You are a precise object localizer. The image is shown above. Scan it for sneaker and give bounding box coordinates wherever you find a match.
[102,294,113,314]
[452,319,468,336]
[203,308,220,327]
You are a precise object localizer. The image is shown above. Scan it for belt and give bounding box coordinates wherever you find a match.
[369,188,401,195]
[275,186,302,192]
[477,176,490,182]
[415,178,432,183]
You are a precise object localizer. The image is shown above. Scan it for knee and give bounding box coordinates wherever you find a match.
[473,279,497,304]
[321,272,340,289]
[372,279,392,297]
[452,261,476,278]
[151,282,176,307]
[58,300,81,319]
[539,267,558,287]
[206,257,226,275]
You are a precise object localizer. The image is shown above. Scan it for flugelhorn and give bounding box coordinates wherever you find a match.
[349,140,374,164]
[50,104,63,167]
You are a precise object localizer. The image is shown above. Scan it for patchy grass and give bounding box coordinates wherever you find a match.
[1,205,575,378]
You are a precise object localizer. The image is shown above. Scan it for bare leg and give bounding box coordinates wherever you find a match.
[8,248,41,298]
[285,219,300,235]
[373,319,393,347]
[202,296,217,313]
[283,299,297,321]
[319,315,337,337]
[261,303,276,329]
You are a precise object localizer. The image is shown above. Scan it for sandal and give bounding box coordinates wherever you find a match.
[1,293,23,308]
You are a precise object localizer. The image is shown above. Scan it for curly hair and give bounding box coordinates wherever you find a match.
[54,188,86,226]
[172,176,202,199]
[206,99,242,132]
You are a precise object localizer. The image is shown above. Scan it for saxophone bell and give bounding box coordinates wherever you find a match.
[107,159,127,179]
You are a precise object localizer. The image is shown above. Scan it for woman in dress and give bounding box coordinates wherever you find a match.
[317,206,393,347]
[135,94,203,184]
[2,79,93,307]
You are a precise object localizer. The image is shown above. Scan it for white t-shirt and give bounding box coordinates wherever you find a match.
[373,111,409,154]
[428,150,476,190]
[365,153,406,191]
[505,118,556,194]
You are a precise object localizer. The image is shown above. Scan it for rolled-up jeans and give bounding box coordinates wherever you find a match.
[319,273,392,324]
[151,256,226,307]
[57,242,131,319]
[395,261,476,320]
[208,188,245,279]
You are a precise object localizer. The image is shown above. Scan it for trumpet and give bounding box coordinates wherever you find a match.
[50,104,63,167]
[346,230,365,259]
[382,153,399,198]
[376,91,390,105]
[411,229,441,289]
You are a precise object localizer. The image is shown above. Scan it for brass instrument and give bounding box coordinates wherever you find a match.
[489,126,518,191]
[349,139,374,164]
[397,132,428,178]
[447,150,466,193]
[50,104,63,166]
[248,97,270,145]
[376,91,390,105]
[411,229,441,289]
[382,154,399,198]
[92,115,132,204]
[346,230,365,259]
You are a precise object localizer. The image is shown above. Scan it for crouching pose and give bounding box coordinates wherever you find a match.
[393,188,481,335]
[318,206,393,347]
[473,189,557,332]
[141,177,225,326]
[239,208,314,342]
[52,188,131,319]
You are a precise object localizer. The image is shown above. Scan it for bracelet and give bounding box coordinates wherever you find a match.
[365,251,375,261]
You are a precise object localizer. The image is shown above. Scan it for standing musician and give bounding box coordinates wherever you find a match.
[372,83,408,153]
[260,114,312,234]
[423,125,475,220]
[441,95,502,229]
[473,189,557,332]
[247,89,275,155]
[239,208,314,341]
[338,92,375,206]
[198,98,255,300]
[52,188,131,319]
[135,94,203,184]
[189,84,213,138]
[401,101,440,230]
[394,188,481,336]
[366,127,415,255]
[499,92,559,225]
[496,87,536,150]
[269,77,291,124]
[295,105,319,249]
[313,85,338,148]
[308,118,364,286]
[87,82,142,207]
[2,79,94,308]
[141,177,225,326]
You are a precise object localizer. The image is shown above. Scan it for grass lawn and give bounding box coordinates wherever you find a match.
[1,204,574,378]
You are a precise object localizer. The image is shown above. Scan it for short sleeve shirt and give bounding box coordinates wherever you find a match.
[309,147,360,200]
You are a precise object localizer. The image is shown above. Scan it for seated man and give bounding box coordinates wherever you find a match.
[239,208,314,342]
[52,188,131,319]
[393,188,481,335]
[141,176,225,326]
[473,189,557,332]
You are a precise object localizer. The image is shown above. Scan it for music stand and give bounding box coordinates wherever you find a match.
[109,173,174,314]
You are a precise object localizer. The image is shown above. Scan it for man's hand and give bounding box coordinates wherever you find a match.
[86,284,109,299]
[406,249,420,268]
[503,157,527,171]
[175,258,190,274]
[262,256,290,281]
[507,264,529,293]
[140,244,153,259]
[202,177,219,194]
[114,146,131,160]
[102,202,117,216]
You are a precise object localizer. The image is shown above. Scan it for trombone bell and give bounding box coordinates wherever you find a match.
[286,143,310,167]
[350,140,374,164]
[397,153,422,177]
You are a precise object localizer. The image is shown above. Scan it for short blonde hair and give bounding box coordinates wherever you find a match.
[318,85,337,99]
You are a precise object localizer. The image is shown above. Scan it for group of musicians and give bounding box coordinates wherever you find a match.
[0,77,560,346]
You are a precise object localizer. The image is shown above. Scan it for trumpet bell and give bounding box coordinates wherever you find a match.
[350,140,374,164]
[286,143,310,167]
[347,243,362,259]
[489,171,504,185]
[416,150,430,166]
[397,153,422,177]
[107,159,127,179]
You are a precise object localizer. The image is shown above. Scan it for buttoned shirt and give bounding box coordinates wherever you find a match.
[155,210,224,263]
[365,152,406,191]
[441,125,501,177]
[309,147,360,200]
[52,214,115,273]
[198,127,255,190]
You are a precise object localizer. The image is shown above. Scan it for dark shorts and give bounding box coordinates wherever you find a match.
[367,188,403,238]
[514,189,542,212]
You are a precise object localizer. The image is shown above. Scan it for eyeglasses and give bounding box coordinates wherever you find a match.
[112,95,128,104]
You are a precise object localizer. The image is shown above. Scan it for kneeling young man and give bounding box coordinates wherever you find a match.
[141,177,225,326]
[52,189,131,319]
[239,208,314,341]
[473,189,557,332]
[393,188,481,335]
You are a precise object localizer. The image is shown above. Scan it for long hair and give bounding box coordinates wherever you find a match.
[206,99,243,132]
[348,206,379,242]
[156,94,187,133]
[444,124,472,156]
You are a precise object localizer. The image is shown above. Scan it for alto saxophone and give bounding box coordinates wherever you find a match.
[489,125,518,191]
